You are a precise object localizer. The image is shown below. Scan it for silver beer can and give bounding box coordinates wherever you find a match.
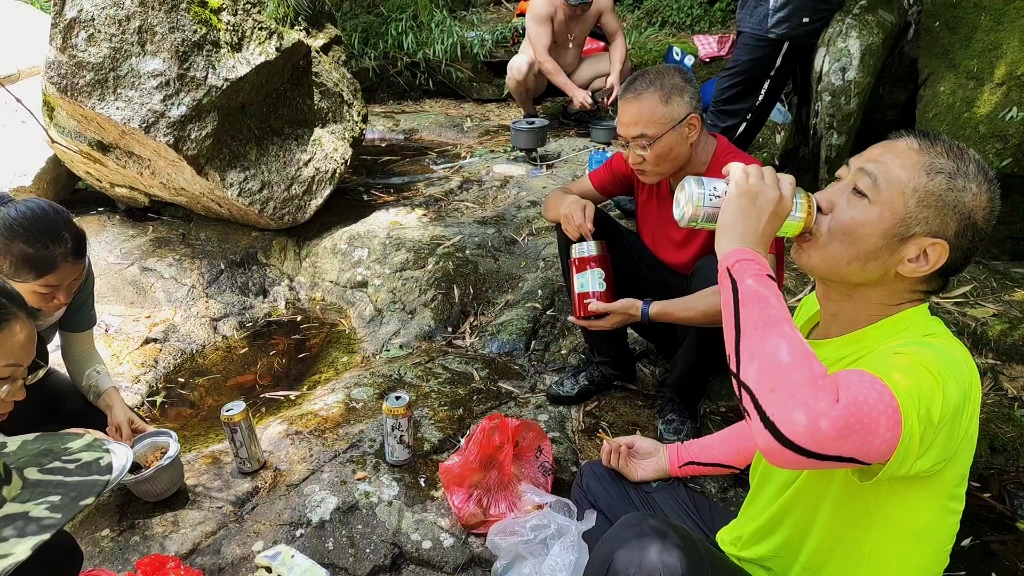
[382,391,413,466]
[221,400,266,473]
[672,175,816,238]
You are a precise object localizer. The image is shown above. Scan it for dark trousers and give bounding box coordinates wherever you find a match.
[9,529,84,576]
[556,209,727,416]
[704,31,817,152]
[0,367,108,436]
[571,461,748,576]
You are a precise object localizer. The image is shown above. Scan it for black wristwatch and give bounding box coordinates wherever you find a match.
[640,299,654,325]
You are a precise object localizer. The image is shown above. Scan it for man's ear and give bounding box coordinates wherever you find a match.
[896,236,949,280]
[685,114,703,144]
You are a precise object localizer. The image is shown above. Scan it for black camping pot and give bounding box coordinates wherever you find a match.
[510,118,550,150]
[589,120,617,145]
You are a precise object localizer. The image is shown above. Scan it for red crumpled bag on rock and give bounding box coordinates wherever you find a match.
[438,413,555,534]
[130,554,203,576]
[83,554,204,576]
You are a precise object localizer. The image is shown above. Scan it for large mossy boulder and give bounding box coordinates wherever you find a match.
[917,0,1024,176]
[42,0,366,229]
[802,0,911,187]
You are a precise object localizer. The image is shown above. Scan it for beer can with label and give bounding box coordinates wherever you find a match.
[672,176,816,238]
[221,400,266,473]
[382,391,414,466]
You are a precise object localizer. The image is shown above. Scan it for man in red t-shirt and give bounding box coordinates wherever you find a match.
[541,64,784,441]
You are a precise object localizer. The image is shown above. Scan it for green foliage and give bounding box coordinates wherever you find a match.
[189,0,226,31]
[266,0,510,92]
[17,0,51,14]
[618,0,738,36]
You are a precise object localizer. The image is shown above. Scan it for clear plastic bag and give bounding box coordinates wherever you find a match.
[485,484,597,576]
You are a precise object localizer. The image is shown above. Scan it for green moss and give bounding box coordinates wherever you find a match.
[917,0,1024,174]
[40,92,58,126]
[188,0,225,31]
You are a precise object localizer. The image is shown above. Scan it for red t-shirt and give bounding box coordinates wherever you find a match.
[588,133,785,287]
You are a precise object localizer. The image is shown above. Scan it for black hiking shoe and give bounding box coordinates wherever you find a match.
[559,104,605,126]
[546,363,632,405]
[657,395,699,443]
[611,196,636,218]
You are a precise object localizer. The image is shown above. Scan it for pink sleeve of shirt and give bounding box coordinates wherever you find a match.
[713,248,903,470]
[667,422,758,478]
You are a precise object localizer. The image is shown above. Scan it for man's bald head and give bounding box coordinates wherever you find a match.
[891,130,1001,292]
[619,64,702,119]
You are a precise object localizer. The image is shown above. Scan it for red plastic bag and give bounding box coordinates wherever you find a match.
[82,554,202,576]
[132,555,203,576]
[582,37,608,57]
[439,414,555,534]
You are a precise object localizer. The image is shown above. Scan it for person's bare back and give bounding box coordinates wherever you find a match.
[505,0,630,117]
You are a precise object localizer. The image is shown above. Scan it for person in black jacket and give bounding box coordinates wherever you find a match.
[704,0,845,152]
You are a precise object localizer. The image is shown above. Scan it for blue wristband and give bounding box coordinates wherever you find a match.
[640,299,653,325]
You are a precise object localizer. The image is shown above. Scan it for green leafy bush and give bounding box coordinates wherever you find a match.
[17,0,51,14]
[267,0,511,92]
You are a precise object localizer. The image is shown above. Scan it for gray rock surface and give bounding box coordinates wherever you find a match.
[42,0,366,228]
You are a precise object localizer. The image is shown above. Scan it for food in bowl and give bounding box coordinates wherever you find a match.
[139,446,168,471]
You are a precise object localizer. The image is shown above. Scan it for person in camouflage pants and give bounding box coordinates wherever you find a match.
[0,432,127,576]
[1,280,131,576]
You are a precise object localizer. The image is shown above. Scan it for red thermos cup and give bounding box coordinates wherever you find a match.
[569,241,615,319]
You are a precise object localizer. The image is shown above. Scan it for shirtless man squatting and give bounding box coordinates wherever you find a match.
[505,0,631,119]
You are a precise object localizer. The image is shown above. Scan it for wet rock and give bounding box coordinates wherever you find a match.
[917,0,1024,175]
[51,210,297,405]
[43,0,366,228]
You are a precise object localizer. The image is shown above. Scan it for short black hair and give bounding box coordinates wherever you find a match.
[0,278,38,333]
[619,64,702,118]
[0,193,88,283]
[889,130,1002,293]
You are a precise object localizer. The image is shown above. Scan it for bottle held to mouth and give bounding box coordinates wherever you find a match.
[672,176,816,238]
[569,241,616,319]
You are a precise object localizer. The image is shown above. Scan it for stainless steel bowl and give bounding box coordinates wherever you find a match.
[120,429,185,502]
